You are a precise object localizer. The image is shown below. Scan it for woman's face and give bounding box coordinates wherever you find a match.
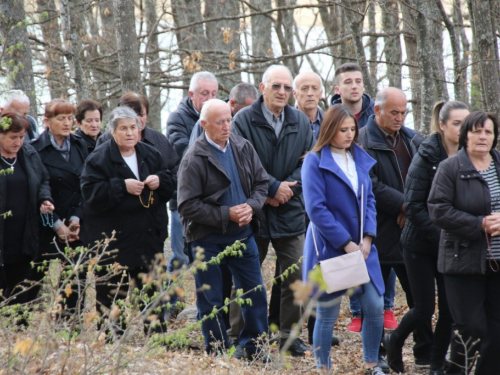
[440,109,469,146]
[0,130,25,158]
[113,118,139,152]
[78,109,101,139]
[467,118,495,155]
[330,117,356,149]
[45,113,74,139]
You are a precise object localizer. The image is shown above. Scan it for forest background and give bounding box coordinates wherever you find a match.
[0,1,496,373]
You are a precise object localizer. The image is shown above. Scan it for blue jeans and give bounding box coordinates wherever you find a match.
[350,267,396,315]
[314,281,383,368]
[190,236,268,354]
[167,210,189,272]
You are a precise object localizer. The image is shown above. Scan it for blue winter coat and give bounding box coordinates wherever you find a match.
[302,144,384,297]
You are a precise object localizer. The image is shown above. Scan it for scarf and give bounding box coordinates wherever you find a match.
[48,130,71,161]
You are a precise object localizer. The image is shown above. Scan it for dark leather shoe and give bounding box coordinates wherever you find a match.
[233,346,272,363]
[331,334,340,346]
[280,338,312,357]
[383,333,406,373]
[377,355,390,374]
[429,370,445,375]
[233,345,246,360]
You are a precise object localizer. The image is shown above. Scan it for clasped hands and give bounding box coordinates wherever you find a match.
[345,237,373,260]
[125,175,159,195]
[265,180,297,207]
[482,212,500,236]
[229,203,254,227]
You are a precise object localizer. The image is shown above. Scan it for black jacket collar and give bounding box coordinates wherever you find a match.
[250,95,300,128]
[363,114,418,150]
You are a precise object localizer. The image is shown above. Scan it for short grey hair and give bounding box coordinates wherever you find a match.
[189,71,218,92]
[108,106,139,132]
[229,83,259,104]
[200,99,228,123]
[261,65,293,85]
[374,87,406,111]
[292,71,324,92]
[2,89,30,108]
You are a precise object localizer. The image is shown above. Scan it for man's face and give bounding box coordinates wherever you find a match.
[293,73,323,112]
[230,97,255,115]
[334,71,364,105]
[375,91,408,136]
[202,102,232,148]
[259,68,293,114]
[189,79,218,112]
[6,100,30,118]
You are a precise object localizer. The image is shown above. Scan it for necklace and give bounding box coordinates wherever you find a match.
[0,156,17,172]
[139,191,154,208]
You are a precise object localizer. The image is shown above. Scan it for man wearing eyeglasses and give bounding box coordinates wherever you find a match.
[358,87,432,369]
[232,65,315,357]
[292,71,324,138]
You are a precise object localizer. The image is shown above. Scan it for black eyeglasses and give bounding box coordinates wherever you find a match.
[268,83,293,93]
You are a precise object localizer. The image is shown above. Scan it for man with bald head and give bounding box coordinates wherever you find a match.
[233,65,314,356]
[177,99,269,359]
[293,71,324,138]
[358,88,432,370]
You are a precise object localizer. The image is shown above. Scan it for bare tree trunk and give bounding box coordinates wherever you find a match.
[429,0,448,101]
[468,0,500,114]
[340,0,376,97]
[171,0,204,96]
[381,0,402,88]
[406,0,436,135]
[204,0,241,94]
[60,0,90,101]
[453,0,470,104]
[113,0,141,93]
[318,3,344,69]
[251,0,273,84]
[144,0,162,130]
[36,0,70,100]
[275,0,299,77]
[0,0,38,115]
[401,2,421,130]
[367,2,378,90]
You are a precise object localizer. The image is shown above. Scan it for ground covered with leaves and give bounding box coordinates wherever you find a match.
[0,240,433,374]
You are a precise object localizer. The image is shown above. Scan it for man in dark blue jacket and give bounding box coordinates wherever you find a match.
[358,87,432,371]
[166,71,218,274]
[330,63,374,129]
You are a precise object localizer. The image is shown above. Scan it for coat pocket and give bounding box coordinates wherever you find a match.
[437,232,485,275]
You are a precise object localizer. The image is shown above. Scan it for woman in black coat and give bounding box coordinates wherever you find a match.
[383,101,469,375]
[428,111,500,375]
[0,111,54,305]
[75,99,102,153]
[81,106,175,333]
[31,99,88,254]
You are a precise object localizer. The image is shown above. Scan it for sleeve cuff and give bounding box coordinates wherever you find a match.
[269,180,281,198]
[53,219,63,231]
[69,216,80,224]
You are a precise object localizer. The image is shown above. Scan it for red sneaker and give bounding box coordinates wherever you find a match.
[346,317,362,333]
[384,310,398,330]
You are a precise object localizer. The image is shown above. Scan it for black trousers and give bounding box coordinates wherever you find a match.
[1,256,40,305]
[444,269,500,375]
[379,263,433,360]
[96,266,167,333]
[390,249,453,369]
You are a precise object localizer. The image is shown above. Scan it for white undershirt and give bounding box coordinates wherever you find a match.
[331,151,358,195]
[123,152,140,179]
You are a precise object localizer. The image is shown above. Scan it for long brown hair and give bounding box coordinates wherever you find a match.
[309,104,358,155]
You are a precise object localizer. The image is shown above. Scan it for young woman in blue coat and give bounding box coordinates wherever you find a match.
[302,104,385,375]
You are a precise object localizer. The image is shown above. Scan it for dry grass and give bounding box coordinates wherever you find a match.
[0,240,433,374]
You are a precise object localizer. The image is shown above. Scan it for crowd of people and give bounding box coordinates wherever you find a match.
[0,62,499,375]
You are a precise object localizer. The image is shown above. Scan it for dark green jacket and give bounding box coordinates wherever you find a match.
[232,95,315,239]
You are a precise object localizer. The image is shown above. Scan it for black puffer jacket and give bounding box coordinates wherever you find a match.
[81,139,175,268]
[232,96,315,239]
[428,148,497,275]
[357,115,423,263]
[0,144,53,265]
[401,133,447,255]
[166,96,199,210]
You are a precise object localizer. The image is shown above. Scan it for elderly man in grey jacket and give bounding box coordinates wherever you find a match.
[177,99,269,360]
